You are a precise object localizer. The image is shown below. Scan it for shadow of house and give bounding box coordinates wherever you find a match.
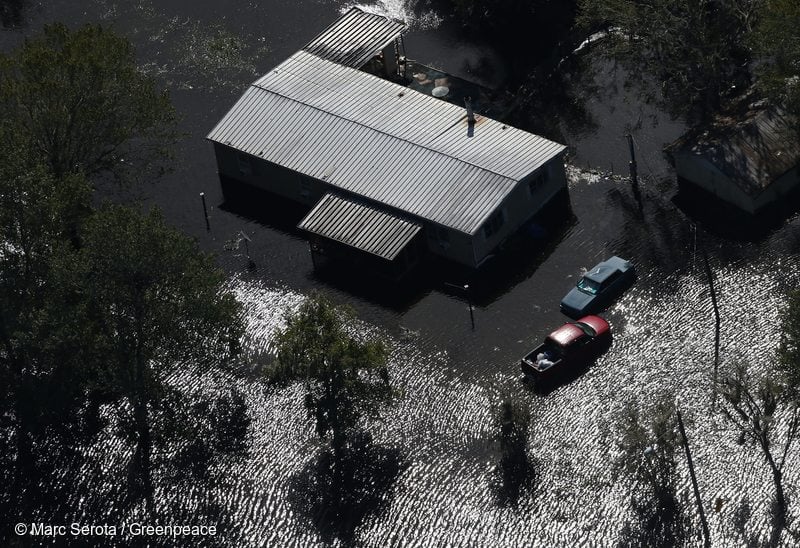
[667,103,800,238]
[219,176,574,312]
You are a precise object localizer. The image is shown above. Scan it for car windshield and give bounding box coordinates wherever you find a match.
[577,277,600,295]
[575,322,597,337]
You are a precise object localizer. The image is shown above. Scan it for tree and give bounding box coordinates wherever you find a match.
[719,364,799,545]
[270,294,392,460]
[0,23,176,182]
[272,295,397,542]
[0,150,93,517]
[778,289,800,397]
[63,204,243,511]
[752,0,800,134]
[613,397,690,547]
[577,0,757,120]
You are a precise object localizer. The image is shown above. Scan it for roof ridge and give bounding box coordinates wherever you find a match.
[250,53,538,184]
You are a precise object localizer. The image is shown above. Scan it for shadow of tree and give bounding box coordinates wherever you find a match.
[487,397,537,508]
[288,431,407,545]
[489,437,536,508]
[617,487,691,548]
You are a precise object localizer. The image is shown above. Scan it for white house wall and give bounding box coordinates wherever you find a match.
[752,167,800,212]
[215,144,325,206]
[673,152,756,213]
[471,155,567,266]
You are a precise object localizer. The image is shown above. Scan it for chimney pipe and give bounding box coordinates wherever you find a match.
[464,96,476,124]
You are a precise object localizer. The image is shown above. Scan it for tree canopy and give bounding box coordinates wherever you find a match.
[577,0,758,119]
[778,290,800,395]
[66,204,243,507]
[0,23,176,181]
[271,295,392,455]
[613,397,690,547]
[753,0,800,126]
[0,23,240,518]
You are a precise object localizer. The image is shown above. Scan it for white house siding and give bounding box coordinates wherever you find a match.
[673,152,756,213]
[426,226,475,267]
[470,156,567,266]
[214,144,326,206]
[753,167,800,212]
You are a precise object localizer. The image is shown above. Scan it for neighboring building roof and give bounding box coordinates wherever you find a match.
[207,49,566,234]
[302,7,405,68]
[669,104,800,196]
[298,193,422,261]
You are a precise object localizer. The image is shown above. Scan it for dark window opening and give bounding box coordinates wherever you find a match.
[237,153,253,176]
[482,209,505,239]
[528,166,549,195]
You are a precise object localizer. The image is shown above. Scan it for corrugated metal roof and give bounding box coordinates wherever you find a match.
[302,8,405,68]
[671,105,800,196]
[299,193,422,261]
[208,50,566,234]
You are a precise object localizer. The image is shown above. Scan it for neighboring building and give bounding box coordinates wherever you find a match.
[668,104,800,215]
[207,8,567,273]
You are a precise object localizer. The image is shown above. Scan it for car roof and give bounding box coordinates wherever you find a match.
[548,323,586,346]
[584,256,631,283]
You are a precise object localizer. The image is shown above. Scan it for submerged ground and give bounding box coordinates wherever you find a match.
[3,0,800,546]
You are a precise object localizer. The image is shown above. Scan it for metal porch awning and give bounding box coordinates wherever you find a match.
[302,7,405,68]
[298,193,422,261]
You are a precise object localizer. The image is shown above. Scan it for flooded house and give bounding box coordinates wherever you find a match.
[668,104,800,216]
[207,8,567,276]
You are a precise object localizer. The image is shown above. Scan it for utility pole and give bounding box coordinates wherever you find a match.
[626,134,638,186]
[676,408,711,547]
[701,247,721,403]
[200,192,210,231]
[444,282,475,330]
[626,134,644,215]
[464,284,474,331]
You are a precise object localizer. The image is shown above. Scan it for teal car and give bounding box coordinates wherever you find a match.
[560,256,636,319]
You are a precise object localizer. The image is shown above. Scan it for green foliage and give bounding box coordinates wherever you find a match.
[778,290,800,399]
[577,0,757,119]
[753,0,800,130]
[0,21,238,517]
[613,397,689,547]
[49,204,244,507]
[74,205,242,379]
[271,294,392,452]
[0,23,176,181]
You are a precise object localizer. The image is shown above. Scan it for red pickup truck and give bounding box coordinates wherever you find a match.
[520,315,611,382]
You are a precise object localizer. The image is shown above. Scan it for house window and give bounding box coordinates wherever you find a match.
[300,179,312,199]
[237,153,253,176]
[528,166,549,195]
[482,209,505,239]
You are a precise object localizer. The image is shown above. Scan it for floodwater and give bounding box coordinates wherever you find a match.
[3,0,800,546]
